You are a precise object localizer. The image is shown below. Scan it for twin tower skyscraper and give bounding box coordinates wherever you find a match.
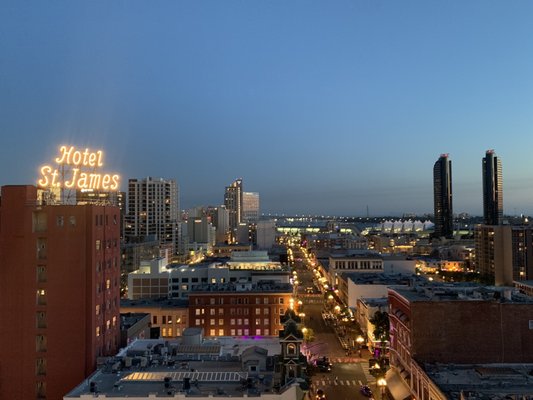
[433,150,503,238]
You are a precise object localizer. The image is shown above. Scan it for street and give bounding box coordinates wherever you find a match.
[289,244,381,400]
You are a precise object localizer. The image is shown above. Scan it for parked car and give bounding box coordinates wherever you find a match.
[360,385,373,398]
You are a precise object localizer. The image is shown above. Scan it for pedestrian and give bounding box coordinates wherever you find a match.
[334,376,338,383]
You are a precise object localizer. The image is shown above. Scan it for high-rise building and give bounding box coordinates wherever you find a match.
[475,223,533,285]
[482,150,503,225]
[243,191,260,223]
[125,177,179,254]
[0,185,121,400]
[224,178,243,235]
[433,154,453,238]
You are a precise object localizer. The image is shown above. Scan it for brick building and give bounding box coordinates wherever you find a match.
[188,281,293,337]
[387,283,533,400]
[0,185,121,400]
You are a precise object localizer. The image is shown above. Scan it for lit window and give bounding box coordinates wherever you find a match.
[210,329,216,336]
[96,240,101,250]
[218,329,224,336]
[210,319,215,326]
[255,329,261,335]
[255,308,261,315]
[96,327,100,337]
[218,319,224,325]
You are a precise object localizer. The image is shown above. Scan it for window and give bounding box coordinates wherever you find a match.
[237,329,242,335]
[168,328,173,336]
[287,343,296,355]
[36,335,47,352]
[244,329,249,335]
[96,327,100,337]
[210,329,216,336]
[279,298,284,304]
[264,318,269,325]
[231,329,236,335]
[238,319,242,325]
[96,305,100,315]
[218,319,224,325]
[106,279,110,289]
[244,318,249,325]
[264,329,270,335]
[195,319,201,326]
[210,319,215,326]
[112,316,117,326]
[279,308,284,315]
[162,328,167,336]
[36,312,46,329]
[264,298,269,304]
[264,308,269,315]
[153,316,158,324]
[195,309,201,316]
[96,240,101,250]
[255,308,261,315]
[210,309,216,315]
[181,284,188,290]
[218,308,224,315]
[255,319,260,325]
[106,320,111,330]
[162,316,167,324]
[218,329,224,336]
[36,358,47,375]
[256,298,261,304]
[168,316,172,324]
[231,319,235,325]
[36,289,46,306]
[255,329,261,335]
[56,216,64,227]
[37,266,47,283]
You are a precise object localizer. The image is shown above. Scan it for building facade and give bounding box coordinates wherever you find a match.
[433,154,453,238]
[188,281,293,337]
[243,191,260,223]
[0,185,120,400]
[224,178,243,238]
[482,150,503,225]
[124,177,179,254]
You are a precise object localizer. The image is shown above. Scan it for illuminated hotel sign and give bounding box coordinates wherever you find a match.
[38,145,120,191]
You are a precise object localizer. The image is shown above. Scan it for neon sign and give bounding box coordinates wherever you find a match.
[38,145,120,191]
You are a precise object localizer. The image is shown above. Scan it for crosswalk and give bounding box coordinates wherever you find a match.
[314,379,363,387]
[360,363,376,384]
[327,357,363,363]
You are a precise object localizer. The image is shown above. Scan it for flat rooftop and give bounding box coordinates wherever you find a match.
[65,337,284,399]
[424,363,533,399]
[391,283,533,303]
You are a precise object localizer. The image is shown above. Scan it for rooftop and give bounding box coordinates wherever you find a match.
[190,281,293,294]
[424,363,533,399]
[121,298,189,309]
[390,283,533,303]
[65,336,287,399]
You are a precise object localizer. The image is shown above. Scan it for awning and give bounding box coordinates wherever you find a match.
[385,369,412,400]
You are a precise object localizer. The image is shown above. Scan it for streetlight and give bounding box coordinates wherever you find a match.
[377,377,387,400]
[356,335,364,357]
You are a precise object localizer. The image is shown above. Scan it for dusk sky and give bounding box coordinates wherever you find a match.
[2,1,533,216]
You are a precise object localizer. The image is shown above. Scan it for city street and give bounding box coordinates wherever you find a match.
[289,245,380,400]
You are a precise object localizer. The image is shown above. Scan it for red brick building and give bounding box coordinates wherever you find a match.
[388,284,533,399]
[0,185,121,400]
[188,281,293,337]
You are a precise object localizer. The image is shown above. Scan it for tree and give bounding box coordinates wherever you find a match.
[369,311,390,344]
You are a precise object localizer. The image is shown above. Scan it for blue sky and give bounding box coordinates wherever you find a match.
[2,1,533,216]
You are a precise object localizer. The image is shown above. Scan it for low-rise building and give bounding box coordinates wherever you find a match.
[387,283,533,400]
[188,281,293,337]
[121,298,189,338]
[120,313,151,347]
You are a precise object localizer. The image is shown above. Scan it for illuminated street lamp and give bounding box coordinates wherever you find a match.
[377,377,387,400]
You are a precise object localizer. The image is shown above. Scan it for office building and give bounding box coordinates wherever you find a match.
[433,154,453,238]
[224,178,243,237]
[0,185,120,400]
[482,150,503,225]
[243,191,260,223]
[124,177,179,254]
